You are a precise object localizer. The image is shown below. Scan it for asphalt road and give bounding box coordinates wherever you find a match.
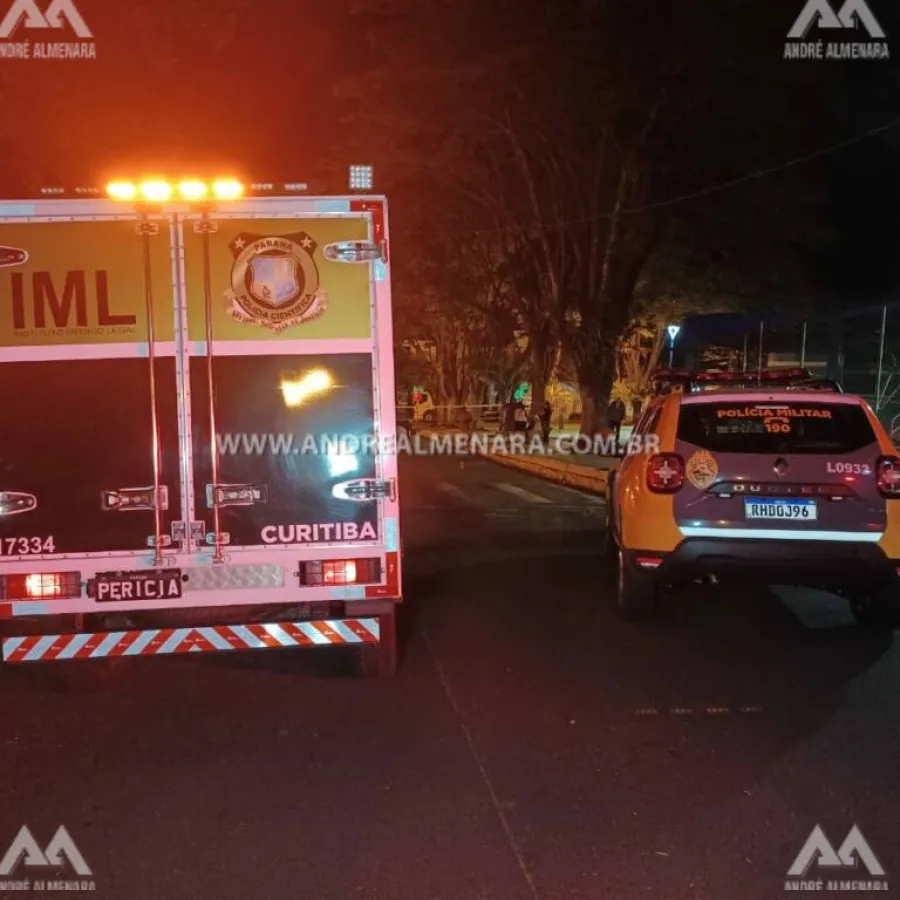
[1,454,899,899]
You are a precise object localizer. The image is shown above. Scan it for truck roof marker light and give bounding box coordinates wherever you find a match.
[212,179,243,200]
[349,165,373,190]
[106,181,137,201]
[139,180,173,202]
[177,179,208,201]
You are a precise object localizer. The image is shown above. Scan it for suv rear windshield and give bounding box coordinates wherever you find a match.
[677,401,876,454]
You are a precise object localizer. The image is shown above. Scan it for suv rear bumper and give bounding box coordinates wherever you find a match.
[628,539,898,591]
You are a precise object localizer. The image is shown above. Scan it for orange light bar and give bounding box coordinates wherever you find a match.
[139,179,173,202]
[177,179,208,201]
[106,180,137,201]
[103,177,247,204]
[212,178,243,200]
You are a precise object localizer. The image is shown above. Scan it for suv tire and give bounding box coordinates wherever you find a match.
[617,550,658,621]
[604,497,617,560]
[849,583,900,630]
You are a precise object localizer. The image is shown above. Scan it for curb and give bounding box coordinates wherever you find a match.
[417,429,612,497]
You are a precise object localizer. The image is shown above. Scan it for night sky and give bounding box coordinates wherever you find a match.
[0,0,897,301]
[0,1,355,186]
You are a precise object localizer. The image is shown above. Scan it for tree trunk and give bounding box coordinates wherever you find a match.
[579,386,599,436]
[528,336,553,419]
[577,340,617,438]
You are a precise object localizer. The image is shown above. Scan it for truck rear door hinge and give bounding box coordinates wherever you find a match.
[331,478,396,502]
[102,486,169,511]
[193,220,218,234]
[207,484,268,507]
[171,521,205,543]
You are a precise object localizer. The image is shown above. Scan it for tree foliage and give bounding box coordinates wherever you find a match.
[335,0,880,429]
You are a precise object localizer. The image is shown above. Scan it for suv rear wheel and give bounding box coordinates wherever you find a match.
[848,584,900,630]
[603,495,617,559]
[617,550,658,621]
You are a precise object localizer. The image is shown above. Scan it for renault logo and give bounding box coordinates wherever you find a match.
[774,458,790,476]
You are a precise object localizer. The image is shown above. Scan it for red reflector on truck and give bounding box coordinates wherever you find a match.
[298,558,381,587]
[1,572,81,601]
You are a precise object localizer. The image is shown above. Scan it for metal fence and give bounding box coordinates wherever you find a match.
[681,303,900,427]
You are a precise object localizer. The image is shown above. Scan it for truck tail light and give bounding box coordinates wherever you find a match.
[876,455,900,497]
[298,558,382,587]
[1,571,81,601]
[647,453,685,493]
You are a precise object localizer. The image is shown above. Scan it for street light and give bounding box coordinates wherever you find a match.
[667,324,681,367]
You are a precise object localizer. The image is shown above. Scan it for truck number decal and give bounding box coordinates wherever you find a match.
[0,536,56,555]
[825,462,872,475]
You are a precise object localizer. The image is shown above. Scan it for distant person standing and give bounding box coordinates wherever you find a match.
[631,396,643,426]
[607,398,626,449]
[502,397,517,435]
[540,401,552,445]
[457,406,474,435]
[514,401,528,432]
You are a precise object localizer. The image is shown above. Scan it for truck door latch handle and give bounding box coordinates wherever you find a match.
[207,484,268,507]
[331,479,396,502]
[0,492,37,516]
[101,486,169,511]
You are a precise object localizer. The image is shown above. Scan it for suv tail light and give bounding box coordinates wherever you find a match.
[647,453,684,493]
[876,456,900,497]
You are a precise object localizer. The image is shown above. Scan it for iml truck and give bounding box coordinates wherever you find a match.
[0,171,402,675]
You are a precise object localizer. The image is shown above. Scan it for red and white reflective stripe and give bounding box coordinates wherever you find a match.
[1,619,380,663]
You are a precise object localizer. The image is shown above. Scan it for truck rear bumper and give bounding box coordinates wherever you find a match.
[1,612,389,663]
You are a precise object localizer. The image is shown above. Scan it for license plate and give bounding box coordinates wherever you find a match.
[744,498,817,521]
[94,569,183,602]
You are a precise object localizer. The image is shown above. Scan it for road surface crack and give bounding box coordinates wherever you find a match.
[423,631,541,900]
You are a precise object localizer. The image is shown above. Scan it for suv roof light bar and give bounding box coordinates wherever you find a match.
[649,368,843,395]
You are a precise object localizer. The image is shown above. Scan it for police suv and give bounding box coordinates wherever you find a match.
[606,368,900,627]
